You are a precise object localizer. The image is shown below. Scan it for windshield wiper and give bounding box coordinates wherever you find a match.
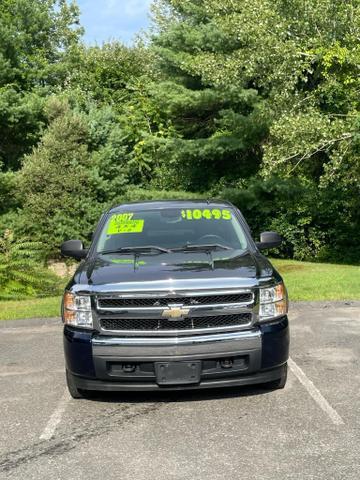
[171,243,232,252]
[99,245,171,255]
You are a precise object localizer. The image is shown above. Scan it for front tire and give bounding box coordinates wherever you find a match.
[264,363,288,390]
[66,370,86,399]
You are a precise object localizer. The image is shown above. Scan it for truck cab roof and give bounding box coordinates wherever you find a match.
[108,199,235,214]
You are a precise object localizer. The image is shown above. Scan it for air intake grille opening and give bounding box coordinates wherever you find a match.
[100,313,252,331]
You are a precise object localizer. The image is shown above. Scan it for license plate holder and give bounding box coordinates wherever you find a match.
[155,361,201,386]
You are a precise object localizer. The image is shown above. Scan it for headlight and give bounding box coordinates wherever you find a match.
[259,283,288,322]
[63,292,93,329]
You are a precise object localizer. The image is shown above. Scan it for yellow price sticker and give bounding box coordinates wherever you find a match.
[181,209,232,221]
[107,214,144,234]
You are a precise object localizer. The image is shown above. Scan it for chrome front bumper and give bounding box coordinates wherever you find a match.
[90,329,263,388]
[92,329,262,359]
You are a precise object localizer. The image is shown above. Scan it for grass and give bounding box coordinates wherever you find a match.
[0,296,61,321]
[272,258,360,301]
[0,260,359,320]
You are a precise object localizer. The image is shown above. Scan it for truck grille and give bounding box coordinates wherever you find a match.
[97,292,252,309]
[100,314,252,331]
[96,289,255,334]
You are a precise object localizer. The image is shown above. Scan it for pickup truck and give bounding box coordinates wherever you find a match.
[61,200,289,398]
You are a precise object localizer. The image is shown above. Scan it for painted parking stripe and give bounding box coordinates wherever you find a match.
[40,389,71,440]
[38,359,344,440]
[288,357,344,426]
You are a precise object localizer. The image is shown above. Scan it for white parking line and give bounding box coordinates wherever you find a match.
[38,359,344,440]
[288,357,344,426]
[40,389,71,440]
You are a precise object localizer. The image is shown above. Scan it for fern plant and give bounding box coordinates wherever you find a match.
[0,230,62,300]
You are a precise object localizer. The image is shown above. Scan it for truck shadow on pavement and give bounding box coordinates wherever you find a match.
[82,384,276,404]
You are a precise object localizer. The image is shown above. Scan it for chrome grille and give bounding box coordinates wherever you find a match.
[96,289,255,334]
[97,293,252,309]
[100,314,252,331]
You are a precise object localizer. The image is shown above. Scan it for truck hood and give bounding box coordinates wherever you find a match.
[72,250,274,291]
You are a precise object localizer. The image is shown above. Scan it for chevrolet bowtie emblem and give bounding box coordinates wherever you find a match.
[162,306,190,320]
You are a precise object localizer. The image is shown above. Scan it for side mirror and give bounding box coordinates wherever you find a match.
[61,240,88,260]
[256,231,282,251]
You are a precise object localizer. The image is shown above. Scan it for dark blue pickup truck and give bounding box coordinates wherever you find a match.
[61,200,289,398]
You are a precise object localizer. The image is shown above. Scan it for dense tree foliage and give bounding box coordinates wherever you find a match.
[0,0,359,297]
[0,0,82,170]
[148,1,268,190]
[149,0,360,261]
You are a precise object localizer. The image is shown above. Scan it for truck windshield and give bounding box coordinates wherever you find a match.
[95,207,248,253]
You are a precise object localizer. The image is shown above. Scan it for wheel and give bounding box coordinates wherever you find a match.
[66,370,86,399]
[264,363,288,390]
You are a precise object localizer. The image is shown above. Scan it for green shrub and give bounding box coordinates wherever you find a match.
[0,230,62,300]
[222,176,360,264]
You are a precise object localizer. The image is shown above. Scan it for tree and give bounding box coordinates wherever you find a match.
[18,97,130,252]
[67,41,174,184]
[149,0,268,191]
[151,0,360,187]
[69,41,154,106]
[0,0,83,170]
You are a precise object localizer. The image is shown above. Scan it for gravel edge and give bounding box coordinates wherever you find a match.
[290,300,360,310]
[0,317,61,328]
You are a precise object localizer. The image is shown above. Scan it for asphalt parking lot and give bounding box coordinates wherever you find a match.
[0,302,359,480]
